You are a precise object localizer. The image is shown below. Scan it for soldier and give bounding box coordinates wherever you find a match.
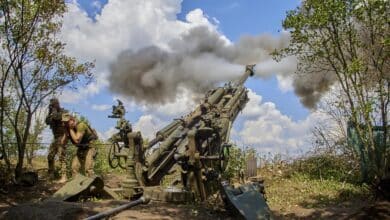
[45,98,68,183]
[62,114,98,177]
[109,99,125,118]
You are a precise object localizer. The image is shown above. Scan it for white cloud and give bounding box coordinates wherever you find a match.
[91,1,102,10]
[97,113,167,142]
[91,104,111,111]
[276,75,294,93]
[59,81,103,104]
[242,89,264,117]
[133,115,165,139]
[185,8,212,27]
[98,126,117,141]
[235,90,328,155]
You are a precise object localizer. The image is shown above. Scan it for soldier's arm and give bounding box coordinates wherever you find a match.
[69,128,85,144]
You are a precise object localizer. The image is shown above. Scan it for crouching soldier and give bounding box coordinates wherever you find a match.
[46,98,68,183]
[62,114,98,177]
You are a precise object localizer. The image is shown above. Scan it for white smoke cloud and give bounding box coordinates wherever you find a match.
[254,56,297,78]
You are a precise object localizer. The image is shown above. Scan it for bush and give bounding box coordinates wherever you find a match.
[94,142,115,175]
[223,146,257,181]
[285,154,361,184]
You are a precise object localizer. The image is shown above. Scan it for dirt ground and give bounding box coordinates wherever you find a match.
[0,173,389,220]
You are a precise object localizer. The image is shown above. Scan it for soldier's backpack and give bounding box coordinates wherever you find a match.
[86,123,99,141]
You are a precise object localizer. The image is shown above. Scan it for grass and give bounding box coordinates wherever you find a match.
[257,155,372,215]
[264,173,370,210]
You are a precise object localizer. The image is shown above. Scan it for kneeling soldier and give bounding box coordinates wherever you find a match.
[62,114,98,177]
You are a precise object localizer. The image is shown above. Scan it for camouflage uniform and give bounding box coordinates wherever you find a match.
[46,99,68,177]
[70,121,97,177]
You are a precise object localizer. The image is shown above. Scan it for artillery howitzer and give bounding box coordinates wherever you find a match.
[108,65,256,197]
[107,65,271,218]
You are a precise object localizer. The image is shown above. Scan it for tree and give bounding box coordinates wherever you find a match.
[311,93,351,156]
[0,0,94,179]
[25,115,46,168]
[279,0,389,183]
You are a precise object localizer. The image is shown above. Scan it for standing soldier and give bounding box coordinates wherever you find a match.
[46,98,68,183]
[62,114,98,177]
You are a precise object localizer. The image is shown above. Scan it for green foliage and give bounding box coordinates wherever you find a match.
[223,146,256,180]
[286,154,360,184]
[94,140,124,175]
[223,146,244,180]
[278,0,389,183]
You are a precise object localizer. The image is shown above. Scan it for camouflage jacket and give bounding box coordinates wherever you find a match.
[45,107,67,134]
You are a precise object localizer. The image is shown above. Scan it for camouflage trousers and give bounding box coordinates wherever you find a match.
[72,144,96,177]
[47,133,67,175]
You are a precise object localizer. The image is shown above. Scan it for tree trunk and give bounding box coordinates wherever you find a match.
[15,144,25,179]
[15,113,32,179]
[26,146,33,168]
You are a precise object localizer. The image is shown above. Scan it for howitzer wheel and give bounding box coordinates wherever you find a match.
[108,142,127,169]
[219,144,230,171]
[108,142,119,168]
[118,155,127,169]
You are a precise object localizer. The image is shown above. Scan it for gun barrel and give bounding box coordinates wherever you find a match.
[147,120,182,149]
[235,64,255,86]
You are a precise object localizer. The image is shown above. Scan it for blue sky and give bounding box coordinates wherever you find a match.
[56,0,321,155]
